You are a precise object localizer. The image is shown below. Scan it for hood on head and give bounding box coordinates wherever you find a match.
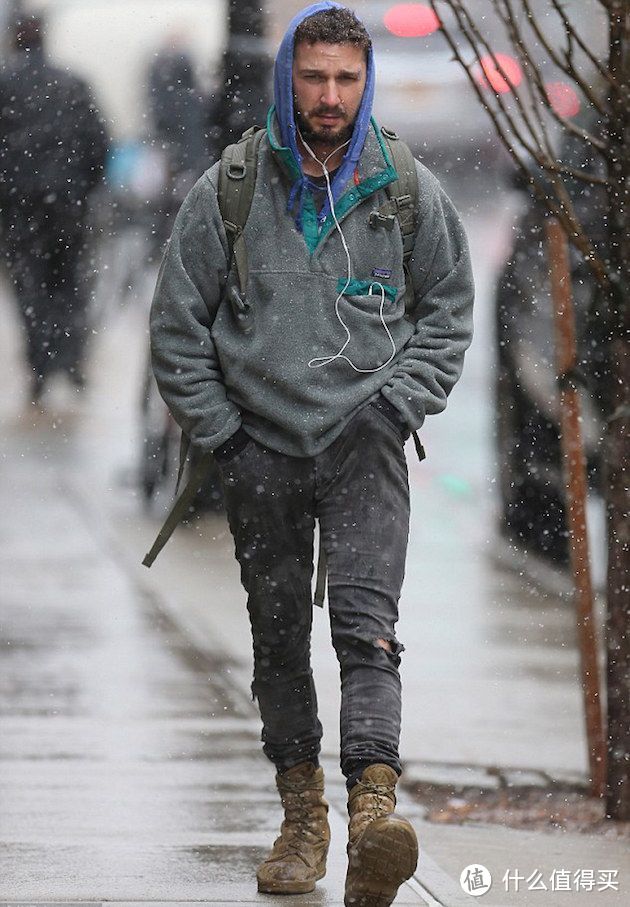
[272,1,375,225]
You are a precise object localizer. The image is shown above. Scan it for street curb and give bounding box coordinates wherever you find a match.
[402,759,589,795]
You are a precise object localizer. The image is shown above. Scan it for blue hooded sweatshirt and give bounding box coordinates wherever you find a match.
[272,1,376,230]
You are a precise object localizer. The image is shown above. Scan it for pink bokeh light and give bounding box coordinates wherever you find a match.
[383,4,441,38]
[474,54,522,94]
[546,81,581,118]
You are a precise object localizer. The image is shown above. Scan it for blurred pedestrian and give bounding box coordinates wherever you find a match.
[146,36,208,243]
[0,14,109,405]
[147,3,474,904]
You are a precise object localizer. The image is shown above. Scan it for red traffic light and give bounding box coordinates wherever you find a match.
[383,4,440,38]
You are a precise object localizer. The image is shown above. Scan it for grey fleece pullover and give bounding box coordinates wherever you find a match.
[149,120,474,458]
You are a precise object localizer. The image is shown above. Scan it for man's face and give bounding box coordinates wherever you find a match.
[292,41,367,148]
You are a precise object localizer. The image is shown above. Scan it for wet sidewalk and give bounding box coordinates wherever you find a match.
[0,427,442,905]
[1,408,629,907]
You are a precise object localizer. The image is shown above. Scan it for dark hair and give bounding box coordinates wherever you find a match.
[294,7,371,58]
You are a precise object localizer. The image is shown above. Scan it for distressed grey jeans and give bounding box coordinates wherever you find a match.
[216,401,410,786]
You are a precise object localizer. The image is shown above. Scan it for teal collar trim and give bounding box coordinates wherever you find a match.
[301,193,320,251]
[311,119,398,252]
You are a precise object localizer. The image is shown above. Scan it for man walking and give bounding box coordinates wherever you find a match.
[148,4,474,904]
[0,15,108,404]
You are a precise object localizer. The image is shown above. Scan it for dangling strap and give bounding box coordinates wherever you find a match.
[176,432,191,494]
[314,536,326,608]
[142,451,214,568]
[412,431,426,462]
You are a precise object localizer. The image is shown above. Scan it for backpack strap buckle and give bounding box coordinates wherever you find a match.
[393,193,413,211]
[369,210,396,231]
[223,219,241,237]
[226,162,247,180]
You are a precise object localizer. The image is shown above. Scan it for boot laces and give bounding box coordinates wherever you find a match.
[354,780,395,824]
[279,784,321,855]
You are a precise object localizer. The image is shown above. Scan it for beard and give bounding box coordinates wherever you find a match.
[295,105,354,148]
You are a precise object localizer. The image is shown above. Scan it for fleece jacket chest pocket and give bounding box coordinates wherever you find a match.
[336,278,398,304]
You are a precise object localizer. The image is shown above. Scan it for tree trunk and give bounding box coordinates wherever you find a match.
[215,0,271,150]
[604,1,630,821]
[547,219,606,797]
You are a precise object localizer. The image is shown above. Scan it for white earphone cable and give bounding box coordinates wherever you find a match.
[298,129,396,374]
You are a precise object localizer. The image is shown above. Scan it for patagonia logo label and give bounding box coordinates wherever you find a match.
[372,267,392,279]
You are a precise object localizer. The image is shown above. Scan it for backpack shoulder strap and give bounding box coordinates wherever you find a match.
[378,129,427,468]
[381,127,418,255]
[218,126,265,295]
[380,127,419,313]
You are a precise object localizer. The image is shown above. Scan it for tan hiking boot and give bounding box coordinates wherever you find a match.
[257,761,330,894]
[344,764,419,907]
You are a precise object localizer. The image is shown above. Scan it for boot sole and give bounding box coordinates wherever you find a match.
[345,816,419,907]
[257,862,326,894]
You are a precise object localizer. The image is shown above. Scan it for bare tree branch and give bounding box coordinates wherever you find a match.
[520,0,608,115]
[454,0,549,151]
[458,0,608,174]
[498,0,570,161]
[548,164,609,188]
[552,120,608,158]
[441,0,610,184]
[444,0,548,160]
[431,0,610,287]
[430,0,531,160]
[550,0,616,88]
[499,0,610,156]
[494,0,557,159]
